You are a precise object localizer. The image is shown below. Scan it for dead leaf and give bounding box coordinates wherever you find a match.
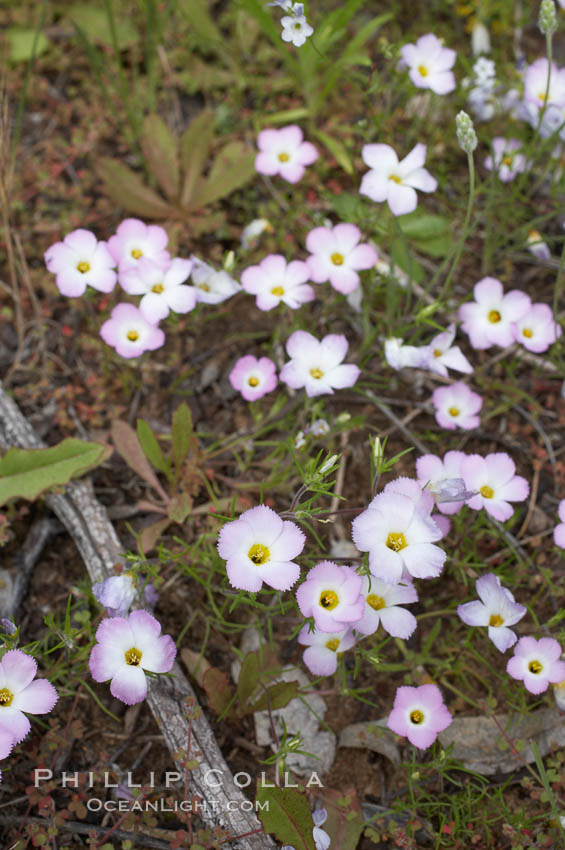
[338,720,400,766]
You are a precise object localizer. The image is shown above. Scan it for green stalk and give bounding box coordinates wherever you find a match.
[441,149,476,300]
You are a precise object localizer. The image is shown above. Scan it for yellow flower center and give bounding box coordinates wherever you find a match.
[127,330,139,342]
[131,248,143,259]
[248,376,259,387]
[433,348,443,358]
[489,613,503,627]
[125,647,142,666]
[388,174,402,184]
[537,92,547,102]
[76,261,90,273]
[331,253,344,266]
[488,310,501,323]
[480,485,494,499]
[528,660,543,674]
[271,286,285,296]
[528,230,541,242]
[386,532,407,552]
[448,407,460,418]
[310,368,324,380]
[367,594,386,611]
[523,328,533,338]
[0,687,14,707]
[410,710,424,724]
[502,155,514,167]
[319,590,339,610]
[325,638,340,652]
[278,152,290,162]
[418,65,428,77]
[152,283,164,294]
[248,543,270,565]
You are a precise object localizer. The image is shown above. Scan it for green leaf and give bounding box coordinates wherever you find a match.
[397,212,451,241]
[328,192,363,222]
[261,107,310,125]
[6,28,50,63]
[177,0,226,49]
[248,680,300,714]
[193,142,255,209]
[312,129,353,175]
[139,517,171,553]
[237,651,260,710]
[136,419,169,476]
[167,492,192,524]
[255,786,316,850]
[171,402,192,471]
[180,109,215,207]
[0,439,111,505]
[321,787,364,850]
[412,234,451,258]
[111,420,170,503]
[141,114,180,201]
[389,241,425,284]
[68,4,138,49]
[96,158,174,218]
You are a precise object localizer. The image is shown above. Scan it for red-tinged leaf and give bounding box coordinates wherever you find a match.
[180,109,215,207]
[254,786,316,850]
[135,499,167,515]
[111,420,169,503]
[181,650,233,716]
[319,786,365,850]
[141,114,180,201]
[139,517,171,553]
[96,157,174,219]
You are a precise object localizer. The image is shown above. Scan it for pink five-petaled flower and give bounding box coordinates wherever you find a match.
[305,223,377,295]
[416,450,470,515]
[461,453,529,522]
[241,255,314,311]
[296,562,364,633]
[554,499,565,549]
[484,138,527,183]
[432,382,482,431]
[255,126,318,184]
[119,258,196,323]
[400,33,456,95]
[229,355,278,402]
[280,330,360,397]
[100,303,165,359]
[217,505,305,592]
[89,610,176,705]
[458,277,531,350]
[506,637,565,695]
[354,576,418,639]
[360,143,437,216]
[421,324,473,377]
[457,573,526,652]
[0,650,58,743]
[108,219,170,273]
[0,727,14,782]
[44,229,117,297]
[387,684,452,749]
[298,626,356,677]
[352,491,446,584]
[513,303,562,353]
[92,574,136,617]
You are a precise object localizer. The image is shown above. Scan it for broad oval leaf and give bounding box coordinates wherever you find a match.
[192,142,255,210]
[96,158,174,219]
[255,786,316,850]
[180,109,215,207]
[111,420,170,503]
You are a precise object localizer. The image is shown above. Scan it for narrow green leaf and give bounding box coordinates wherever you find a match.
[171,402,192,471]
[136,419,169,476]
[180,109,215,207]
[141,114,180,200]
[312,129,353,175]
[177,0,225,49]
[0,439,111,505]
[96,157,174,218]
[111,420,169,503]
[68,4,138,48]
[255,786,316,850]
[261,107,310,125]
[193,142,255,209]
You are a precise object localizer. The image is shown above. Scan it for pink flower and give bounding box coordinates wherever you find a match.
[217,505,305,592]
[506,637,565,695]
[387,684,452,749]
[416,451,469,515]
[229,355,278,401]
[0,726,14,782]
[432,382,482,430]
[298,626,356,677]
[523,58,565,113]
[554,499,565,549]
[107,218,170,273]
[512,303,562,353]
[100,303,165,359]
[296,562,364,633]
[484,138,526,183]
[384,338,428,370]
[526,231,551,262]
[44,229,117,297]
[400,33,456,95]
[305,223,377,295]
[280,330,360,397]
[92,574,136,617]
[89,610,176,705]
[458,277,531,350]
[457,573,526,652]
[0,650,58,744]
[360,143,437,216]
[255,126,318,183]
[241,254,314,311]
[352,491,446,583]
[119,258,196,322]
[354,576,418,639]
[420,324,473,377]
[461,453,529,522]
[190,257,241,304]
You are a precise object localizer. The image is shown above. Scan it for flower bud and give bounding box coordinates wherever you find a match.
[456,111,478,154]
[539,0,557,36]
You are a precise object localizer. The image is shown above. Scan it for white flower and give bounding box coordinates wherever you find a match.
[360,143,437,216]
[471,22,491,56]
[190,257,241,304]
[473,57,495,87]
[120,257,196,322]
[280,330,360,397]
[241,219,272,251]
[400,33,456,95]
[420,324,473,377]
[384,337,427,370]
[281,14,313,47]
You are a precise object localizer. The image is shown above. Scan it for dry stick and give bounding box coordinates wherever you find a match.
[0,382,276,850]
[516,461,541,540]
[0,815,171,850]
[359,389,429,455]
[1,517,60,620]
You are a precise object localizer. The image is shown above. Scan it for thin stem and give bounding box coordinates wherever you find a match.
[441,150,476,300]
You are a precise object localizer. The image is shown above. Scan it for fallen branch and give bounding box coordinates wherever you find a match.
[0,382,276,850]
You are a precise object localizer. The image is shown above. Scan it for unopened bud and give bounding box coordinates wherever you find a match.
[471,21,491,56]
[539,0,557,36]
[319,454,338,475]
[223,250,235,273]
[456,111,478,154]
